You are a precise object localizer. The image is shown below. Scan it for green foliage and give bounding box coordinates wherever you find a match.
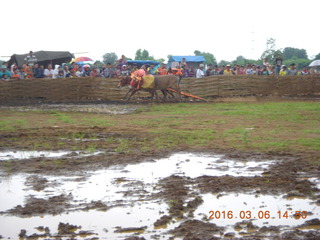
[314,53,320,60]
[261,38,277,60]
[102,52,118,64]
[194,50,217,65]
[232,56,260,67]
[282,47,308,60]
[135,49,155,61]
[218,60,231,66]
[283,57,311,69]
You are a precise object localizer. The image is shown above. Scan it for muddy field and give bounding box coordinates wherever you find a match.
[0,102,319,240]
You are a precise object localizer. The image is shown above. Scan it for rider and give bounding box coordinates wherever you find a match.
[130,65,146,89]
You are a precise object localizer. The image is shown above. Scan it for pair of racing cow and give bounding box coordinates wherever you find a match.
[118,66,181,101]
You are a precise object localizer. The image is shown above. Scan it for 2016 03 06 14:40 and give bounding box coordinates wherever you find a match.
[208,210,309,220]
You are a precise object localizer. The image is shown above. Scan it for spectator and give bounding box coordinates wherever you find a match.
[33,64,45,78]
[53,65,61,78]
[287,63,297,75]
[245,64,253,74]
[219,66,225,75]
[2,62,9,70]
[237,66,246,75]
[23,64,33,79]
[156,63,168,75]
[196,64,205,78]
[1,74,10,81]
[268,66,276,75]
[116,55,127,69]
[274,54,283,75]
[180,57,187,69]
[148,64,157,75]
[251,65,258,75]
[70,70,77,78]
[76,65,83,77]
[131,64,139,73]
[279,65,288,76]
[11,68,21,79]
[99,64,107,77]
[10,63,18,74]
[44,64,54,78]
[259,65,269,75]
[120,65,130,76]
[182,66,189,77]
[113,65,121,78]
[310,66,317,75]
[256,65,262,75]
[211,65,220,75]
[206,64,213,76]
[24,51,37,67]
[263,58,271,68]
[82,65,91,77]
[93,62,100,74]
[300,66,310,75]
[56,70,64,78]
[18,67,26,79]
[188,67,196,77]
[223,65,233,75]
[63,65,71,77]
[90,67,100,77]
[102,63,113,78]
[71,62,78,72]
[0,65,12,79]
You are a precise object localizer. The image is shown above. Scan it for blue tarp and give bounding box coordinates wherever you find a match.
[127,60,160,67]
[168,56,205,63]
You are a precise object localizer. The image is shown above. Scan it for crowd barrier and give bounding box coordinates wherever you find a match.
[0,75,319,103]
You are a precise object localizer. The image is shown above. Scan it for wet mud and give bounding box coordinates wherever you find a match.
[0,104,319,239]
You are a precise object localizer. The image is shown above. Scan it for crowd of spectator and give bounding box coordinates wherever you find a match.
[196,55,319,79]
[0,52,319,81]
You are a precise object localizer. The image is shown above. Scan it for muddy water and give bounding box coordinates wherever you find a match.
[0,153,319,239]
[0,150,103,161]
[0,104,139,114]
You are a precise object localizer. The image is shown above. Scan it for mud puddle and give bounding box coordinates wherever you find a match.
[194,193,319,237]
[0,153,319,239]
[0,103,140,114]
[0,150,103,161]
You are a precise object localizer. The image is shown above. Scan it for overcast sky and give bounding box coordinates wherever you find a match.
[1,0,319,63]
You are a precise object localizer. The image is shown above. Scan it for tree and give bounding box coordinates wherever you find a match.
[102,52,118,64]
[135,49,155,61]
[94,60,103,68]
[282,47,308,60]
[141,49,149,59]
[260,38,279,62]
[283,57,310,70]
[218,60,231,66]
[194,50,217,66]
[314,53,320,60]
[135,49,142,60]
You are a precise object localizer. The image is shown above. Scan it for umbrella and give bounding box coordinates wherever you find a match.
[309,59,320,67]
[72,57,94,62]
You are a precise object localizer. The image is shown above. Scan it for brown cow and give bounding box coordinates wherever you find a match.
[119,75,181,101]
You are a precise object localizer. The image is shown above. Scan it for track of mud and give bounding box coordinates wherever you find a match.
[0,103,319,240]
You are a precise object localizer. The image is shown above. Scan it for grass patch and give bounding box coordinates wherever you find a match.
[83,117,114,127]
[0,120,14,131]
[51,112,75,124]
[0,101,319,154]
[115,139,131,153]
[296,138,320,151]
